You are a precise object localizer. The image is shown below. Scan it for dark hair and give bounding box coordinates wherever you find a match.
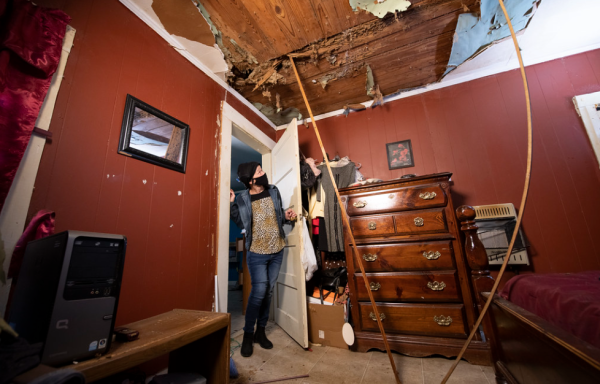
[237,162,261,189]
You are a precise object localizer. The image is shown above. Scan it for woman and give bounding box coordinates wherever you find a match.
[230,162,297,357]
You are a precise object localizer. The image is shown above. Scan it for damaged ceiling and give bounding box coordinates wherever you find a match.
[201,0,482,122]
[140,0,547,125]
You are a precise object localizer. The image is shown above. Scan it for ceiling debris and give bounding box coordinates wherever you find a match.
[250,59,284,91]
[318,74,337,89]
[252,103,303,126]
[349,0,412,18]
[444,0,541,77]
[188,0,482,121]
[365,64,375,95]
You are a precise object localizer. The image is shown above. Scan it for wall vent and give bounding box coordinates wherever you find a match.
[472,203,529,266]
[474,203,516,220]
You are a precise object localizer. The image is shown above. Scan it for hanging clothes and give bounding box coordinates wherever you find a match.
[301,217,318,281]
[317,161,356,252]
[308,180,325,221]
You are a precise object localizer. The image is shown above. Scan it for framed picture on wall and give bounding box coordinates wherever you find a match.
[118,94,189,173]
[386,139,414,170]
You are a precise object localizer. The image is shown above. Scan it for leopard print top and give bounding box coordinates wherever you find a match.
[250,196,286,254]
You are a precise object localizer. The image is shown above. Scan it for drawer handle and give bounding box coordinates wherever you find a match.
[434,315,453,326]
[368,222,377,230]
[363,253,378,262]
[388,194,395,199]
[419,191,437,200]
[353,201,367,208]
[427,281,446,291]
[369,312,386,322]
[370,282,381,291]
[423,251,441,260]
[414,217,424,227]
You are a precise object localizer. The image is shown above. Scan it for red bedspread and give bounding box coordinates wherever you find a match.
[500,271,600,349]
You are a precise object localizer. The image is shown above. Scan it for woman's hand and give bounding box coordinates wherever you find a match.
[285,209,297,221]
[230,189,235,203]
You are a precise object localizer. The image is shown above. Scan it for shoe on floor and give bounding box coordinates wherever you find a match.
[254,326,273,349]
[241,331,254,357]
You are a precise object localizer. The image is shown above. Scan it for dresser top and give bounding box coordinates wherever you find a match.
[339,172,452,193]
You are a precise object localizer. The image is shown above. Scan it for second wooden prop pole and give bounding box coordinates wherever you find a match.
[288,56,402,384]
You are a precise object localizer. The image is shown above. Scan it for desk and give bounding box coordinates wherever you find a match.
[27,309,230,383]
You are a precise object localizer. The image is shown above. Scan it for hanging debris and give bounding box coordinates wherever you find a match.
[444,0,540,77]
[365,65,384,108]
[371,85,384,108]
[252,103,302,126]
[365,65,375,95]
[276,93,282,113]
[343,103,367,117]
[250,59,284,91]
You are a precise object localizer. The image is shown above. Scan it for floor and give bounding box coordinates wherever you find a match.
[227,284,495,384]
[228,319,496,383]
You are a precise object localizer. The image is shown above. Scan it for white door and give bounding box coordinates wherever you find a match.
[271,118,308,348]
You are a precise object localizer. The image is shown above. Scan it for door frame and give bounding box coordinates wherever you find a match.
[216,101,276,313]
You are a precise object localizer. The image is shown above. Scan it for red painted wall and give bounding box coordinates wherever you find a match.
[291,50,600,275]
[27,0,274,326]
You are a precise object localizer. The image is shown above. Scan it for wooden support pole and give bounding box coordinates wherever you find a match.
[288,56,402,384]
[440,0,533,382]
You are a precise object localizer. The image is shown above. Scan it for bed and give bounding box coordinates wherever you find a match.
[454,205,600,383]
[483,271,600,383]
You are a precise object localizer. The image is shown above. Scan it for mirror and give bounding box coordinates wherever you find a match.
[118,94,189,173]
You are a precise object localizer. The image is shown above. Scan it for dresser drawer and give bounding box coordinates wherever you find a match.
[352,241,455,272]
[394,209,447,235]
[350,215,395,237]
[358,302,467,338]
[354,271,461,302]
[346,184,447,216]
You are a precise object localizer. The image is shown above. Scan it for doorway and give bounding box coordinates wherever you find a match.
[216,101,275,317]
[217,104,308,347]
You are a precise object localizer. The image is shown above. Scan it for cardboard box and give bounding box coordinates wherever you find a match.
[307,303,347,349]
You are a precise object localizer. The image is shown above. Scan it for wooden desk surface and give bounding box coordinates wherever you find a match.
[65,309,230,382]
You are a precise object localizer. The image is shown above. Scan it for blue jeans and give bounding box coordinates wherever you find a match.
[244,249,284,333]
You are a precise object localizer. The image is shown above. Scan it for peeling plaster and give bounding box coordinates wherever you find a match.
[124,0,228,76]
[445,0,540,76]
[349,0,411,18]
[152,0,214,46]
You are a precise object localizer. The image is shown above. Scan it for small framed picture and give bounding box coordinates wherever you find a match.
[386,139,414,170]
[118,94,189,173]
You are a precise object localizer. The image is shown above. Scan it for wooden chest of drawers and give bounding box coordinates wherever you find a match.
[340,173,490,364]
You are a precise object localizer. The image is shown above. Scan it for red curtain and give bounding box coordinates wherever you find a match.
[0,0,70,213]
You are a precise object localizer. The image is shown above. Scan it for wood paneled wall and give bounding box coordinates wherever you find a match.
[27,0,273,326]
[288,50,600,274]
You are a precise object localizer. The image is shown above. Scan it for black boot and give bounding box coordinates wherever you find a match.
[240,331,254,357]
[254,326,273,349]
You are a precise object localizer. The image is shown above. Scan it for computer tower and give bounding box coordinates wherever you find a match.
[7,230,127,366]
